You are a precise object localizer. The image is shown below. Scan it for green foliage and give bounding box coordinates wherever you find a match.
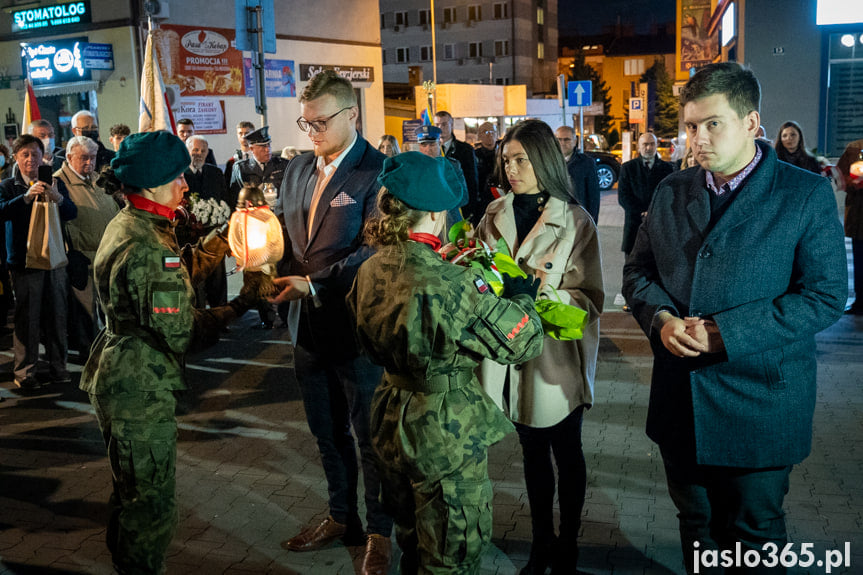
[640,58,679,138]
[567,49,615,141]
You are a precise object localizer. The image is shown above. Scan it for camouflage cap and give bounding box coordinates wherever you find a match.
[377,151,463,212]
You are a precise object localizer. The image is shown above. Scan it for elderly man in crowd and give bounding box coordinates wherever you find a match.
[55,136,119,356]
[55,111,115,171]
[184,135,229,308]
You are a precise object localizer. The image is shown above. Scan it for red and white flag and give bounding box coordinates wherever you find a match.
[22,80,41,135]
[139,26,176,134]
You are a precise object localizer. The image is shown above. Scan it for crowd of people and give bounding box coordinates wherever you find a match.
[0,61,859,575]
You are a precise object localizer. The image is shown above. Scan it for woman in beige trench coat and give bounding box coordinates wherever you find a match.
[476,119,604,575]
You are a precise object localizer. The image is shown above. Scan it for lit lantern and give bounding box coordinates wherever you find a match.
[850,152,863,187]
[228,184,284,272]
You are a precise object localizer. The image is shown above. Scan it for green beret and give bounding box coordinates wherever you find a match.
[111,131,191,189]
[377,152,464,212]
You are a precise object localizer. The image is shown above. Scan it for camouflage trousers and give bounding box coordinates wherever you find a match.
[90,390,178,575]
[371,376,513,575]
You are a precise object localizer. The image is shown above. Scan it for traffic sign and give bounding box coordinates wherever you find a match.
[629,97,645,124]
[567,80,592,107]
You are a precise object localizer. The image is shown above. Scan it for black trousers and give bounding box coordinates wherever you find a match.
[662,453,792,575]
[515,406,587,544]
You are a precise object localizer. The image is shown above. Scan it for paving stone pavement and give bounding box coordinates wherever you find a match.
[0,192,860,574]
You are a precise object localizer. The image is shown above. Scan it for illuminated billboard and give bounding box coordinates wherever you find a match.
[21,38,91,86]
[817,0,863,25]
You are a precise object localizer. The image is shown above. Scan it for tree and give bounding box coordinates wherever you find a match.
[640,58,678,138]
[566,49,614,143]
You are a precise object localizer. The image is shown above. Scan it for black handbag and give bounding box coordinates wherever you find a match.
[63,224,91,291]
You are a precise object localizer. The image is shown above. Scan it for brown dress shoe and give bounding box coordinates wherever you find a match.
[361,533,392,575]
[282,516,347,552]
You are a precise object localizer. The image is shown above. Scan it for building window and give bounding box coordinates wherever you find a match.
[394,11,408,27]
[537,42,544,60]
[443,7,456,24]
[624,58,645,76]
[420,46,432,62]
[537,7,544,24]
[397,47,409,63]
[495,40,510,57]
[494,2,508,19]
[419,9,430,26]
[444,43,455,59]
[468,5,482,21]
[380,14,385,29]
[469,42,483,59]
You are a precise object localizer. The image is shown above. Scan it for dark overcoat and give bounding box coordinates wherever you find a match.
[566,151,600,223]
[617,154,673,252]
[622,141,847,468]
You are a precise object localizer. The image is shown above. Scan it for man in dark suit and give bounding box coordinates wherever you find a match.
[555,125,601,222]
[435,110,480,223]
[622,62,847,575]
[184,135,229,307]
[617,132,674,257]
[271,70,392,575]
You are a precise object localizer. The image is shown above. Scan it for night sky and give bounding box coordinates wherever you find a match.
[559,0,677,36]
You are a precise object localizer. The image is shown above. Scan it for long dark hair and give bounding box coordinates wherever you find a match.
[493,119,575,203]
[775,121,815,162]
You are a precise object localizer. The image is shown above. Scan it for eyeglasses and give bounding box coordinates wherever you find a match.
[296,107,353,133]
[480,130,496,136]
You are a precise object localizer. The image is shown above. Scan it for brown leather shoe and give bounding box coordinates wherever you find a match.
[361,533,392,575]
[281,516,347,552]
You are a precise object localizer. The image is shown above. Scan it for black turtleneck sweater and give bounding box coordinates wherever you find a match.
[512,191,550,244]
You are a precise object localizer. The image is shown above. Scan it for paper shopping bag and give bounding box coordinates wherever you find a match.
[26,199,69,270]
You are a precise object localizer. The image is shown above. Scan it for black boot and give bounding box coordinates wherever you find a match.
[520,535,558,575]
[550,535,578,575]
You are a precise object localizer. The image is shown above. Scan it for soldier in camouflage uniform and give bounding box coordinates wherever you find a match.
[347,152,545,574]
[80,132,259,575]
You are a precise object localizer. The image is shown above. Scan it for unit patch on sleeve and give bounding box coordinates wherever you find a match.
[474,277,490,294]
[152,290,181,314]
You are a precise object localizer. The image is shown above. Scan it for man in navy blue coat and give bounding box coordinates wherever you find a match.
[270,70,392,575]
[623,63,847,574]
[555,125,600,222]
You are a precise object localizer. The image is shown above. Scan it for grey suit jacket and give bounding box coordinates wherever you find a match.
[278,137,384,357]
[622,141,847,468]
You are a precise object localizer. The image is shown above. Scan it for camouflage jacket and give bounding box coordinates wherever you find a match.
[348,241,544,447]
[80,203,229,394]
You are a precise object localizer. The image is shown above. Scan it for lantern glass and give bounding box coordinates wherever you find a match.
[227,206,284,271]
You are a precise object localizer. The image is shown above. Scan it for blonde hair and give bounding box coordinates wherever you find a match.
[364,188,427,247]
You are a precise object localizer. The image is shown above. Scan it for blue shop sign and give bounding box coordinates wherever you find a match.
[82,43,114,70]
[21,38,92,86]
[12,1,92,33]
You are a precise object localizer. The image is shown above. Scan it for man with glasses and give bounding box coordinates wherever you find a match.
[271,70,393,575]
[473,121,499,224]
[555,125,600,223]
[55,111,114,171]
[55,136,119,355]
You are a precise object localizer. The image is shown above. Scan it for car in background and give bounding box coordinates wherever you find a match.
[582,134,621,191]
[657,138,674,161]
[611,142,635,163]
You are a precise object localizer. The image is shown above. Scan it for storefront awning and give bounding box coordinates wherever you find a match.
[32,81,100,97]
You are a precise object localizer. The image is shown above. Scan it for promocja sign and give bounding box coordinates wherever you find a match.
[12,1,92,34]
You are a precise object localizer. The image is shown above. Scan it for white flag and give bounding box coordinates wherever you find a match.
[139,28,175,133]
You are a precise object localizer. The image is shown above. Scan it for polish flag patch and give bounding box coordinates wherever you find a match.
[474,277,489,294]
[163,256,181,270]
